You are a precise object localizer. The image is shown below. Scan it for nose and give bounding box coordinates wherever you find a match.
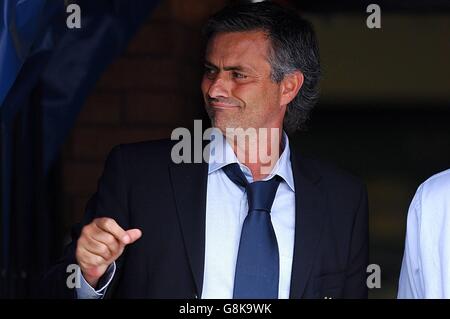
[207,74,229,99]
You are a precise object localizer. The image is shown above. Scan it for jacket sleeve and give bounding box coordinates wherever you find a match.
[41,145,130,298]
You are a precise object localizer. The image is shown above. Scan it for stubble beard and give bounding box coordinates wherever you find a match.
[206,106,244,134]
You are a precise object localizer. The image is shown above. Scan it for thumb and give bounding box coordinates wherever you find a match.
[125,228,142,244]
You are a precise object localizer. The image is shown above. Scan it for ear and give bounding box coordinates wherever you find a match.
[279,71,304,107]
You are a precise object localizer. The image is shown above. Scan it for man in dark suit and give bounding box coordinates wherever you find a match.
[44,2,368,299]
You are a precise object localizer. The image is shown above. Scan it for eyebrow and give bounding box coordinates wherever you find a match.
[204,61,255,73]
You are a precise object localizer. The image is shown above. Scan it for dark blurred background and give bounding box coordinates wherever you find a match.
[1,0,449,298]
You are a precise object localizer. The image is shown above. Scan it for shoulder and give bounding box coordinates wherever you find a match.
[412,169,450,219]
[104,139,177,175]
[110,138,175,161]
[299,154,366,194]
[288,148,367,215]
[419,169,450,202]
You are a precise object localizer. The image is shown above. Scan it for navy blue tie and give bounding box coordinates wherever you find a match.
[222,163,281,299]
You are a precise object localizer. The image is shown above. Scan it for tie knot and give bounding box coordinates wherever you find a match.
[222,163,281,213]
[247,179,280,213]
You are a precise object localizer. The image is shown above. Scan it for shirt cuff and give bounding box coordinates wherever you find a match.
[76,262,116,299]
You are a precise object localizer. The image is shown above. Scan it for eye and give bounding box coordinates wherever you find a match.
[233,72,247,79]
[204,67,217,78]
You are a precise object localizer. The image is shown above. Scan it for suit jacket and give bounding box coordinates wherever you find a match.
[43,138,369,299]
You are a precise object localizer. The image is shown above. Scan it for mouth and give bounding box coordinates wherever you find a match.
[209,102,240,110]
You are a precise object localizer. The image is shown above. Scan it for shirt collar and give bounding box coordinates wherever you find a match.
[207,129,295,192]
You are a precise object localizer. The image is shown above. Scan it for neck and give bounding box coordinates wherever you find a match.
[224,127,283,181]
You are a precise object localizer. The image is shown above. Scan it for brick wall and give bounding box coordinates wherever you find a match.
[62,0,227,227]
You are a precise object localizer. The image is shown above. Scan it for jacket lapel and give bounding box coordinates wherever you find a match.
[289,144,326,298]
[169,160,208,297]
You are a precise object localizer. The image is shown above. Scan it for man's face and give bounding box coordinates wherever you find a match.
[201,31,286,133]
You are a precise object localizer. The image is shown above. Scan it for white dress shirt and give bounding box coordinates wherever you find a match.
[398,168,450,298]
[77,130,296,299]
[201,130,295,299]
